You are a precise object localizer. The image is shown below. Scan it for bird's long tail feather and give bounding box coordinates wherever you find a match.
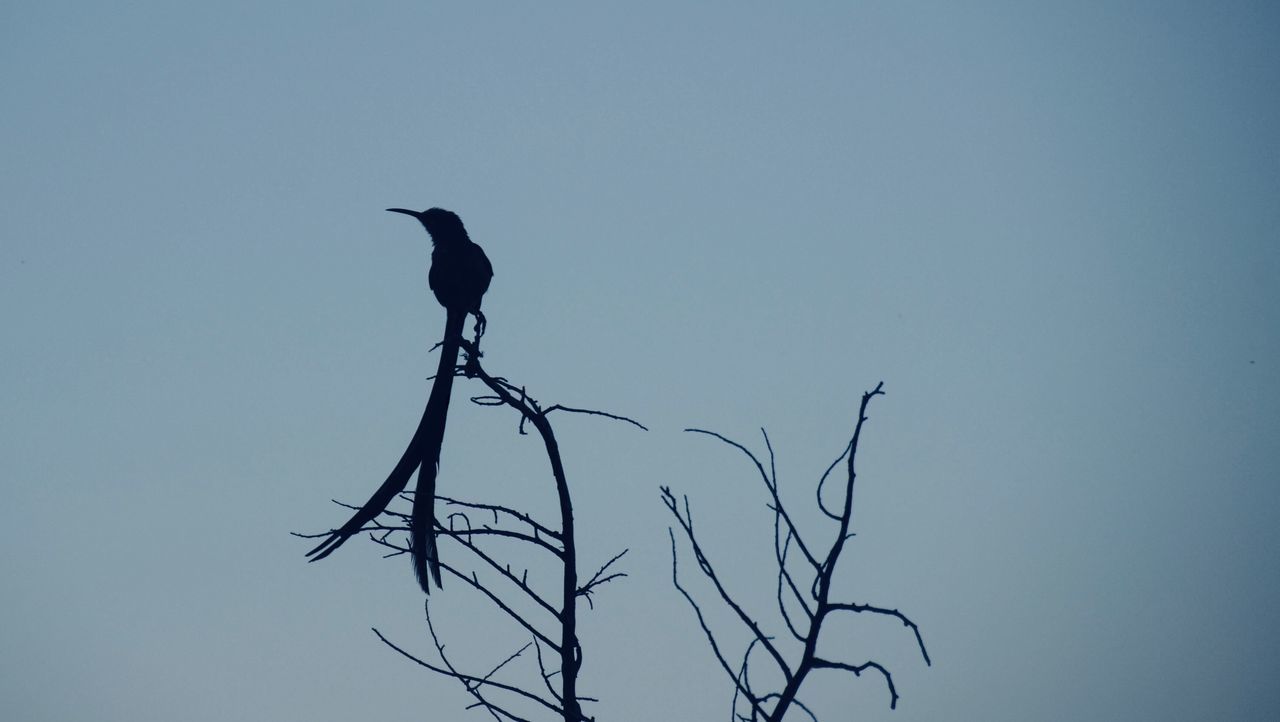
[307,308,465,597]
[410,308,465,592]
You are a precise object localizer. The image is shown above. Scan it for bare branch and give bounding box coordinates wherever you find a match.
[533,639,564,704]
[672,382,927,720]
[578,548,630,607]
[756,693,819,722]
[443,524,565,559]
[437,559,561,652]
[731,644,751,721]
[460,345,606,722]
[483,642,535,691]
[815,440,852,521]
[545,404,649,431]
[662,486,793,680]
[666,522,769,720]
[439,494,563,541]
[811,657,899,710]
[774,532,812,643]
[685,428,822,573]
[435,527,561,619]
[824,603,931,667]
[372,625,562,718]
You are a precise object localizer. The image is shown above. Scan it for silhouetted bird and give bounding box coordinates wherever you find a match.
[307,207,493,593]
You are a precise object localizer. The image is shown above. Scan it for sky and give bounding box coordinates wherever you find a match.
[2,2,1278,720]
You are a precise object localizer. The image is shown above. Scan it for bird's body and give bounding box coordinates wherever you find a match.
[428,229,492,315]
[307,207,491,594]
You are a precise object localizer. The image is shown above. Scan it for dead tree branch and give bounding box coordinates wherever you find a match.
[665,382,930,720]
[306,339,640,722]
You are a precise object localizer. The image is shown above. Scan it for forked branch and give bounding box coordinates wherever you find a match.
[309,342,640,722]
[666,382,929,720]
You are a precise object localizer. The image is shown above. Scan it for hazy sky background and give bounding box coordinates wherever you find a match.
[3,2,1278,720]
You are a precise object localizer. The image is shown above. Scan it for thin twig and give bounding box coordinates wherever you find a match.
[685,429,822,573]
[665,522,769,720]
[372,625,561,718]
[663,486,793,680]
[545,404,649,431]
[439,495,563,540]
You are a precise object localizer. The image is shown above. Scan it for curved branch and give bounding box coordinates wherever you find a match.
[815,440,852,521]
[775,531,812,643]
[685,428,822,573]
[823,602,931,667]
[545,404,649,431]
[811,657,898,710]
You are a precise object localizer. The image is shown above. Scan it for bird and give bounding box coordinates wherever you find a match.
[307,207,493,594]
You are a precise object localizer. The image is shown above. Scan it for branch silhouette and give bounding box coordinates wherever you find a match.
[295,209,928,719]
[302,342,643,721]
[664,382,930,720]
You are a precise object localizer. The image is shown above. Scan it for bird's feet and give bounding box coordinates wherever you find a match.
[471,311,487,346]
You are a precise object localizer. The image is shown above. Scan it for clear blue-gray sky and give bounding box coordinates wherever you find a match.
[3,2,1278,720]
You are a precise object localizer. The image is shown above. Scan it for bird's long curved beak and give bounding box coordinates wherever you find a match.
[385,207,420,218]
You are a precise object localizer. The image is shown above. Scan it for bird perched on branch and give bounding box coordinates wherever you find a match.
[307,207,493,593]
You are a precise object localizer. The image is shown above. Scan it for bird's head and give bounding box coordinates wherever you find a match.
[386,206,468,244]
